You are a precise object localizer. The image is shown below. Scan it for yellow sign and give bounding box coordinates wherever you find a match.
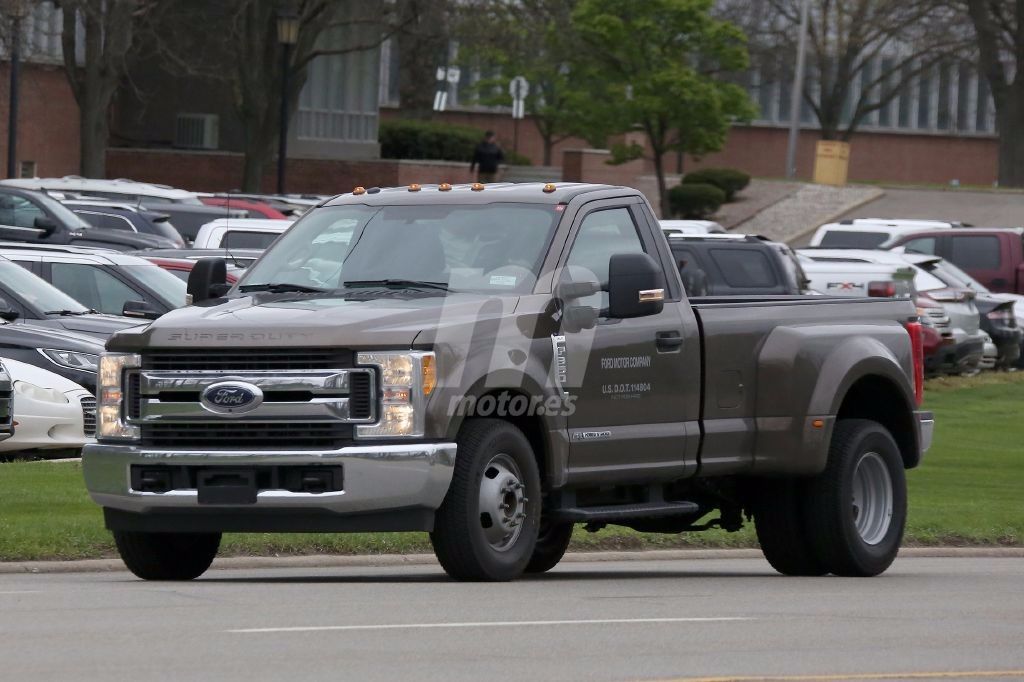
[813,140,851,186]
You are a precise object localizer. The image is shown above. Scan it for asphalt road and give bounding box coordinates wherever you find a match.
[1,556,1022,682]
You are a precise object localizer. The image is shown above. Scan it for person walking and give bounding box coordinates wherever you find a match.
[470,131,504,183]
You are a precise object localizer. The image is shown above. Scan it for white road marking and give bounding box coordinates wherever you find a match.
[0,591,42,595]
[229,616,754,634]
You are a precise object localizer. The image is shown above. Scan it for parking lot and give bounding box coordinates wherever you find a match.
[1,556,1022,682]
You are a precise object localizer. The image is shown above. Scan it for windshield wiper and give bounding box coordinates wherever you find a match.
[343,279,449,291]
[238,282,330,294]
[44,309,90,316]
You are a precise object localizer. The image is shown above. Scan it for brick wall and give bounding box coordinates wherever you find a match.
[105,148,474,194]
[0,62,80,177]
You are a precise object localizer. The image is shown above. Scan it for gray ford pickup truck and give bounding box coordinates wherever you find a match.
[83,182,933,582]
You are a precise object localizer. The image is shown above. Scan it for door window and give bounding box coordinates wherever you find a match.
[75,210,135,231]
[901,236,938,255]
[949,236,1000,270]
[0,194,45,227]
[566,208,646,285]
[709,248,777,288]
[50,263,141,314]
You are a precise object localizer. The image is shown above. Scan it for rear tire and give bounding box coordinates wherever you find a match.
[430,419,541,581]
[113,531,221,581]
[752,479,828,576]
[524,521,574,574]
[804,419,906,577]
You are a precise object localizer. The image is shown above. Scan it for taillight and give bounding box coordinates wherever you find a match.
[868,281,896,297]
[905,321,924,406]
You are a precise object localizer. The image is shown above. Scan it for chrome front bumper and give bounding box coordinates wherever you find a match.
[916,411,934,456]
[82,442,457,516]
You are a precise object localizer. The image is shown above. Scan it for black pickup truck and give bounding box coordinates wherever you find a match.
[83,182,933,582]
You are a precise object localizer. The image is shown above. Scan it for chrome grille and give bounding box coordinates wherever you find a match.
[81,396,97,437]
[142,349,353,371]
[139,422,354,449]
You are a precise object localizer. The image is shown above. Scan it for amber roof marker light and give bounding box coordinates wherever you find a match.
[471,183,485,191]
[408,183,421,192]
[542,183,557,193]
[352,186,366,196]
[439,183,453,191]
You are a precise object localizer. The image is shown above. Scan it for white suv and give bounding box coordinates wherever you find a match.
[0,176,202,205]
[808,218,962,249]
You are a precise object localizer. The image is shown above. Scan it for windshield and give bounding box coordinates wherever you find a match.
[240,203,561,294]
[32,192,92,229]
[0,259,90,314]
[926,259,991,292]
[122,264,188,307]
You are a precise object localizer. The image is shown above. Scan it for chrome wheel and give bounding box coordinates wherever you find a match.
[851,451,893,545]
[478,453,528,552]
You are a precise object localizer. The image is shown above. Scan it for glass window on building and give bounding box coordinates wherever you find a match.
[976,76,992,132]
[917,69,932,129]
[937,63,952,130]
[878,58,894,128]
[957,64,972,132]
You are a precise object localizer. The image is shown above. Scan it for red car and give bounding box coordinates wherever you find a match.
[145,257,241,284]
[200,197,288,220]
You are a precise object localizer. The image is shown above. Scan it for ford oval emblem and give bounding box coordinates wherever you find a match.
[200,381,263,415]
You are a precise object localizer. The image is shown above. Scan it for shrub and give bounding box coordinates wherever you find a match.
[379,119,484,162]
[503,150,533,166]
[682,167,751,201]
[668,182,726,219]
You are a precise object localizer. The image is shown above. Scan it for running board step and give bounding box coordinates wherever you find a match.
[549,501,700,523]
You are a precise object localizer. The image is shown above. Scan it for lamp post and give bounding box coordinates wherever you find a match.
[6,0,28,179]
[276,9,299,195]
[785,0,811,179]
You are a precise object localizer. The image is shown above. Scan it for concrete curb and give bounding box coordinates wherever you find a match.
[782,184,886,245]
[2,546,1021,575]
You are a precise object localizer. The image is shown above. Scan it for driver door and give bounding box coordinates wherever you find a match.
[560,200,701,485]
[0,193,61,244]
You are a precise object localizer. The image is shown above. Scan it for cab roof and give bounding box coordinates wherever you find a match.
[321,182,626,207]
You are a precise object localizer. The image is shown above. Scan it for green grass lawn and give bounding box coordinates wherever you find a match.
[1,372,1021,561]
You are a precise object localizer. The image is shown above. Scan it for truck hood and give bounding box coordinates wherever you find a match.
[107,291,520,351]
[44,314,147,340]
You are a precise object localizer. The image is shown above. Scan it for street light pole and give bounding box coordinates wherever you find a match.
[276,10,299,195]
[6,6,25,179]
[785,0,811,179]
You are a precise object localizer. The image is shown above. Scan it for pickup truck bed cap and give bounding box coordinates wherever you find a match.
[322,182,624,207]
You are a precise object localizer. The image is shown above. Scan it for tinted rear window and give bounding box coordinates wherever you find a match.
[708,248,777,288]
[223,230,279,250]
[819,231,889,248]
[949,235,1000,270]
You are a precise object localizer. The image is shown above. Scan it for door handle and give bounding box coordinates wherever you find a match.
[656,330,684,351]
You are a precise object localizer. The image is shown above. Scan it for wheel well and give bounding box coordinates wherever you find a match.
[836,375,918,468]
[469,389,550,486]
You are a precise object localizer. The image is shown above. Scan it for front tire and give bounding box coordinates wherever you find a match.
[804,419,907,577]
[430,419,542,581]
[113,531,221,581]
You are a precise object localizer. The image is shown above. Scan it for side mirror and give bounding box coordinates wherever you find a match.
[607,252,666,319]
[121,299,162,320]
[0,296,19,322]
[187,257,229,304]
[33,216,58,236]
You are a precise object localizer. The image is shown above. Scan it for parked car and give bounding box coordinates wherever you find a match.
[135,248,263,269]
[60,198,187,247]
[0,244,187,319]
[659,219,726,235]
[0,360,12,443]
[0,176,202,204]
[203,192,322,216]
[0,186,178,251]
[883,227,1024,295]
[139,203,247,243]
[199,196,288,219]
[914,296,956,376]
[192,218,293,250]
[0,318,103,393]
[0,357,93,458]
[663,233,810,296]
[0,256,143,339]
[143,256,242,285]
[808,218,961,249]
[800,249,987,373]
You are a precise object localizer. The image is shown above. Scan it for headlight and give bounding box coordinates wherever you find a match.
[97,353,141,440]
[39,349,99,373]
[14,380,69,404]
[356,351,435,438]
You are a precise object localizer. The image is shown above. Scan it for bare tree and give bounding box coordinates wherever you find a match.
[395,0,450,120]
[731,0,965,140]
[964,0,1024,186]
[59,0,159,177]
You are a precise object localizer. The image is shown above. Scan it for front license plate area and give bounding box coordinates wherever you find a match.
[197,469,258,505]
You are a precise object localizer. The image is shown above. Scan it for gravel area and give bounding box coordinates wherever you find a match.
[737,183,884,242]
[715,179,800,229]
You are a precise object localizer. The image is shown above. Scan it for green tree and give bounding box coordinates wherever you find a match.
[570,0,755,216]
